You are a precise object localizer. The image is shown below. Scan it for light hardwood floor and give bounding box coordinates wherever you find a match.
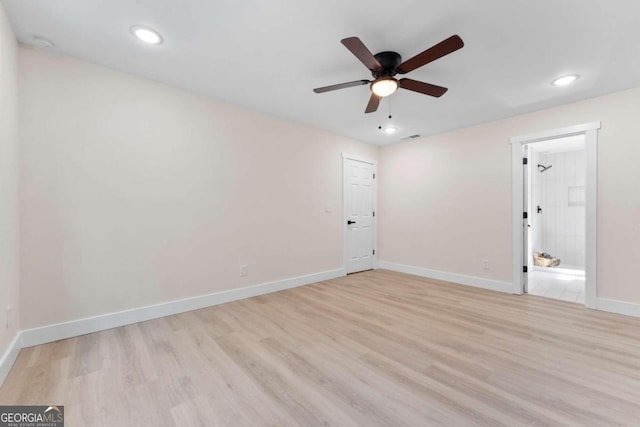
[2,269,640,426]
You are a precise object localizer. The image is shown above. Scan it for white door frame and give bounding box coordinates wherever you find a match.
[510,121,600,308]
[342,153,378,276]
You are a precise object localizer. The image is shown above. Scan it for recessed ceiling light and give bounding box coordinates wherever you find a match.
[130,26,163,45]
[32,36,54,49]
[383,126,397,135]
[551,74,579,87]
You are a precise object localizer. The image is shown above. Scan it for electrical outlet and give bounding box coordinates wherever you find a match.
[240,264,248,277]
[481,259,490,270]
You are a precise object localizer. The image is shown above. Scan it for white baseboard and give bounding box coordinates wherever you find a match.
[20,268,344,349]
[378,261,513,294]
[0,332,22,387]
[596,298,640,318]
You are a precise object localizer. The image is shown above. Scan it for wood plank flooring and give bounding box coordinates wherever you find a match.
[1,269,640,426]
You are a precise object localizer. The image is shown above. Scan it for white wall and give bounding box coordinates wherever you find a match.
[379,86,640,304]
[537,149,586,268]
[0,4,20,356]
[18,47,378,329]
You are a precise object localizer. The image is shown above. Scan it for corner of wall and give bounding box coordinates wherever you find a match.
[0,0,22,388]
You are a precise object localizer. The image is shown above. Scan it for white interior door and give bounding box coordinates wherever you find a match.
[344,158,376,274]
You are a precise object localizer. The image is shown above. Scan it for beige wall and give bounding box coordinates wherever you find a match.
[16,42,640,332]
[18,47,378,329]
[0,4,20,354]
[379,86,640,304]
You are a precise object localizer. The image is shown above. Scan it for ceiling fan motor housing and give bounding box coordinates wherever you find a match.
[372,51,402,77]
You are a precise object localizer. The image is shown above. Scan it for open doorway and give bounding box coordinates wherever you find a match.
[525,136,586,303]
[511,122,600,309]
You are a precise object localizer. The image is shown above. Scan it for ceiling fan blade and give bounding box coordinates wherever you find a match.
[341,37,382,71]
[365,93,380,113]
[399,78,448,97]
[397,35,464,74]
[313,80,370,93]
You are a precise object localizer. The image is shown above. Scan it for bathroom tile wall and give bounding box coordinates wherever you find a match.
[538,149,586,268]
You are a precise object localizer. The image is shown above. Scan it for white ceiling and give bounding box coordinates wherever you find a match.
[3,0,640,145]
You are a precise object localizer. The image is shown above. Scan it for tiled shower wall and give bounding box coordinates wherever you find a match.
[535,149,586,268]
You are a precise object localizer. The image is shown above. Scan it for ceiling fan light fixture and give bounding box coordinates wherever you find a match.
[371,77,398,97]
[551,74,579,87]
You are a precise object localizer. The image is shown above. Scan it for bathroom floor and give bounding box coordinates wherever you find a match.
[527,268,585,304]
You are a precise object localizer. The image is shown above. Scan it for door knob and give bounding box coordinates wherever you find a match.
[347,220,356,225]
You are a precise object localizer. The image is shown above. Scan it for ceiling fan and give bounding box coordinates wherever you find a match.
[313,35,464,113]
